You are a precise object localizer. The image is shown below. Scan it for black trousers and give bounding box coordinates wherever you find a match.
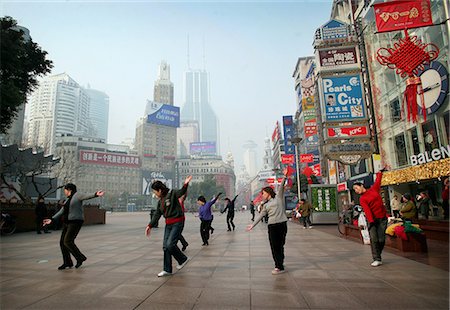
[268,221,287,270]
[368,217,388,261]
[60,221,86,264]
[200,219,211,244]
[226,213,235,230]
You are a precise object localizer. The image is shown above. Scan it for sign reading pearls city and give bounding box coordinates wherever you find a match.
[321,74,366,121]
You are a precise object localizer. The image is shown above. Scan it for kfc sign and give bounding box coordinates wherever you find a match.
[326,126,369,139]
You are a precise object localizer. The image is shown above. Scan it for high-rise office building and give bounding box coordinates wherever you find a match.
[84,86,109,142]
[135,61,178,192]
[177,120,199,156]
[154,60,174,105]
[243,140,258,177]
[27,73,91,154]
[181,69,219,152]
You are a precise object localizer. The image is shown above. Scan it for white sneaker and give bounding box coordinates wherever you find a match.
[308,226,313,229]
[157,270,172,277]
[176,257,190,270]
[303,227,307,229]
[371,260,382,267]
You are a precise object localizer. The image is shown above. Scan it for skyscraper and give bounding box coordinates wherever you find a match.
[27,73,91,154]
[243,140,258,177]
[181,69,219,153]
[84,86,109,142]
[153,60,174,105]
[135,61,178,192]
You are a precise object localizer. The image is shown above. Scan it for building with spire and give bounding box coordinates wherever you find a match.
[135,61,178,192]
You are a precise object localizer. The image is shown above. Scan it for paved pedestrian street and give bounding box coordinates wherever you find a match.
[1,212,448,309]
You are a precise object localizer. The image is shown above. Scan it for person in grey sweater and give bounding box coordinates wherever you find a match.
[247,168,288,275]
[44,183,104,270]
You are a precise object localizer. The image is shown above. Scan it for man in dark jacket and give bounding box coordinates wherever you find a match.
[222,195,238,231]
[145,175,192,277]
[35,196,50,234]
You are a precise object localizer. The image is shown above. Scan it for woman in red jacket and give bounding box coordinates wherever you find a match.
[353,169,388,267]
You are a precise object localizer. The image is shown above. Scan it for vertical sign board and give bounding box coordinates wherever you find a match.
[309,184,338,224]
[282,115,295,155]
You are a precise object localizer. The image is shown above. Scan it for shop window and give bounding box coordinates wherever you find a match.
[390,98,401,122]
[394,134,408,166]
[443,111,449,144]
[422,120,439,152]
[409,128,420,155]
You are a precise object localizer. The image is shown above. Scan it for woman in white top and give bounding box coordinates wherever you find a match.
[247,168,288,275]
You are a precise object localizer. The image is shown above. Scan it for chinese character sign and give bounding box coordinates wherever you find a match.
[282,115,295,155]
[322,75,366,121]
[80,151,140,168]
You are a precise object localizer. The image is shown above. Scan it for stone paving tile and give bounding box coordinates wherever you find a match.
[0,212,448,310]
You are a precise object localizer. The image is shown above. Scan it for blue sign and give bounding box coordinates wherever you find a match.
[147,103,180,127]
[321,19,349,40]
[282,115,295,155]
[322,75,366,121]
[190,142,216,155]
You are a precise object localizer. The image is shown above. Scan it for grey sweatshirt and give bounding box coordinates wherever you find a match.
[253,178,288,226]
[52,192,98,221]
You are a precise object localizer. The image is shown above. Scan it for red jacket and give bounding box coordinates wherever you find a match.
[360,172,387,223]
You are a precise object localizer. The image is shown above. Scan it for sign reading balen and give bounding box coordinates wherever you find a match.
[410,145,450,165]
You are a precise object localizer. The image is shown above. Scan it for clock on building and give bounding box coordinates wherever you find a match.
[417,61,449,115]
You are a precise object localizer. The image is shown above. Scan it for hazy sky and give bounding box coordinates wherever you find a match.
[2,0,332,171]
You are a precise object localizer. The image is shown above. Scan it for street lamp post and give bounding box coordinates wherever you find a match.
[290,137,303,201]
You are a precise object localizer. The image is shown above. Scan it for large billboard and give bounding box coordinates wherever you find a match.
[80,151,140,168]
[318,47,359,71]
[190,142,216,155]
[146,101,180,127]
[321,74,366,121]
[142,171,173,195]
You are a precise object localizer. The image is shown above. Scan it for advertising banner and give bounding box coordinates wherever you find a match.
[146,101,180,127]
[80,151,140,168]
[282,115,295,155]
[300,154,314,163]
[281,154,295,164]
[319,47,358,68]
[326,125,369,139]
[322,75,366,121]
[142,171,173,195]
[374,0,433,33]
[312,163,322,176]
[305,134,319,146]
[305,121,318,137]
[320,20,349,40]
[190,142,216,155]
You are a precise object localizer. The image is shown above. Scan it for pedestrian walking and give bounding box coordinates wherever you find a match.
[221,194,238,231]
[298,199,313,229]
[43,183,104,270]
[35,196,50,234]
[247,168,289,275]
[352,168,388,267]
[249,200,255,221]
[198,193,221,246]
[145,176,192,277]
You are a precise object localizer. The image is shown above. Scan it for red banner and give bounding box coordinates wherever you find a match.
[374,0,433,33]
[327,126,368,138]
[300,154,314,163]
[80,151,140,168]
[281,154,295,164]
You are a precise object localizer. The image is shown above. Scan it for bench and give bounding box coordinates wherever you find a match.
[343,224,428,252]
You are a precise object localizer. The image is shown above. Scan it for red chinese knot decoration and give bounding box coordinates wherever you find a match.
[376,29,439,122]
